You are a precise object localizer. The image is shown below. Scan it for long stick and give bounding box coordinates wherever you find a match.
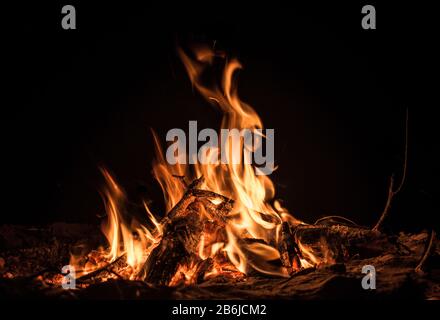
[415,230,436,273]
[373,108,409,232]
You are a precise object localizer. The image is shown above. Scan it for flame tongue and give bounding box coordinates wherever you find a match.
[70,45,317,285]
[172,45,287,277]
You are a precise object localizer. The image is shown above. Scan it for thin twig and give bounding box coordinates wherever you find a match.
[76,254,126,282]
[394,108,409,194]
[372,176,395,232]
[372,108,409,232]
[314,215,360,227]
[415,230,436,273]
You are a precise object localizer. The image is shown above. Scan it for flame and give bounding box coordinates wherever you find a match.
[169,45,289,276]
[168,262,199,287]
[70,44,321,284]
[69,169,163,280]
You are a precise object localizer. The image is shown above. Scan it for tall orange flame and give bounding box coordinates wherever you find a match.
[70,45,318,284]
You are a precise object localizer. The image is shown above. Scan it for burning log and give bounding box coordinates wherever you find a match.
[1,222,438,299]
[194,258,214,284]
[278,222,302,273]
[142,171,400,286]
[291,223,388,265]
[143,206,204,285]
[142,177,232,286]
[164,176,205,222]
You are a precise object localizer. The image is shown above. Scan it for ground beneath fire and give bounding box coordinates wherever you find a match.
[0,223,438,299]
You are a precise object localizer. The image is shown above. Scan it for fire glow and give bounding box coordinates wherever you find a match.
[70,45,320,286]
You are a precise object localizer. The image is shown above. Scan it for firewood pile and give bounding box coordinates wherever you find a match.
[0,183,438,299]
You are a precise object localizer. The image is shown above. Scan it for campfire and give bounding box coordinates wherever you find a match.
[0,45,438,300]
[71,45,313,285]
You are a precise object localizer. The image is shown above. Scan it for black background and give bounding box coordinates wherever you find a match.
[2,2,437,232]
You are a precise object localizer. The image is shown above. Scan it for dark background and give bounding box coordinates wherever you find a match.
[2,2,437,231]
